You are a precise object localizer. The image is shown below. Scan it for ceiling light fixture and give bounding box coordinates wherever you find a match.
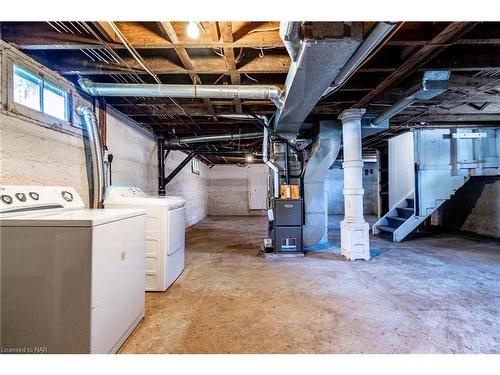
[187,21,200,39]
[245,154,254,163]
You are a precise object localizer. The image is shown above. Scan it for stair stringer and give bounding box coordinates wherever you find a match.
[393,175,470,242]
[372,190,414,235]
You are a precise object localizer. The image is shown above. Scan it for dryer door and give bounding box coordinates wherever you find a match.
[167,206,185,256]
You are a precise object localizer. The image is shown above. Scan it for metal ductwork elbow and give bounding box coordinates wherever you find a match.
[78,78,99,96]
[76,105,105,208]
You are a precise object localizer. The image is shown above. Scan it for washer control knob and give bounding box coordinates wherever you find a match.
[15,193,27,202]
[62,191,73,202]
[1,195,13,204]
[29,192,39,200]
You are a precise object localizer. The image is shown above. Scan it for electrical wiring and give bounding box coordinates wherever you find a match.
[244,73,259,83]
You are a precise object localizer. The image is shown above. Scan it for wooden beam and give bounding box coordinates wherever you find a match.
[156,22,178,44]
[398,114,500,122]
[208,22,220,42]
[93,22,120,43]
[219,21,242,113]
[355,22,478,108]
[54,53,290,75]
[3,21,284,49]
[151,22,217,119]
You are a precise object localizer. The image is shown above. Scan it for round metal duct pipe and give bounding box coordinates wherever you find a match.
[78,79,283,107]
[76,105,105,208]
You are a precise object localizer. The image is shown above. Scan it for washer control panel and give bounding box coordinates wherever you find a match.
[0,185,85,214]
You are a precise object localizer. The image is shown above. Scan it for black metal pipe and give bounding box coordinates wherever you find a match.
[157,138,166,196]
[164,149,198,186]
[284,143,290,185]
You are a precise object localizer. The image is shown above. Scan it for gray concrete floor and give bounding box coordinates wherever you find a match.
[120,215,500,354]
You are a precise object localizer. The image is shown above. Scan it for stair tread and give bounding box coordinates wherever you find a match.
[387,216,407,222]
[377,225,396,233]
[397,207,414,212]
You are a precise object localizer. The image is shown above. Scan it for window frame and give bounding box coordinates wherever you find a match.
[11,63,70,124]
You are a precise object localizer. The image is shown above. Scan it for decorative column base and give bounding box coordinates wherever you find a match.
[340,220,370,261]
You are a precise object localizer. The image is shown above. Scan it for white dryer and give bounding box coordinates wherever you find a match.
[104,186,186,292]
[0,185,146,354]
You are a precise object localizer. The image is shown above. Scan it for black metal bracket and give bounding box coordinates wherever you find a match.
[163,148,200,187]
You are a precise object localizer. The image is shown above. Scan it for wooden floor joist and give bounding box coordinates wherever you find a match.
[157,21,217,119]
[219,22,243,113]
[355,22,478,108]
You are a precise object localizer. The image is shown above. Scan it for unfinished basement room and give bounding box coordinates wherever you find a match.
[1,2,499,372]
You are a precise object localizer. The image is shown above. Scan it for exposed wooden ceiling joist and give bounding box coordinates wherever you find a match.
[219,21,242,113]
[355,22,479,108]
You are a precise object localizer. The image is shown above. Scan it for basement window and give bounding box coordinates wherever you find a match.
[13,64,69,121]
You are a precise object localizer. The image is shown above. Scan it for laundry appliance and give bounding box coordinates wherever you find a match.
[104,186,186,292]
[0,185,146,354]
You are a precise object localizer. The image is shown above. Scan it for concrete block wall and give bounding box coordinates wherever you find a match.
[164,152,208,226]
[208,164,267,216]
[326,162,378,215]
[0,112,91,205]
[105,106,157,195]
[106,106,207,226]
[0,43,208,226]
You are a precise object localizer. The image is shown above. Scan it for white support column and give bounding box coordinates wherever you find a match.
[338,108,370,260]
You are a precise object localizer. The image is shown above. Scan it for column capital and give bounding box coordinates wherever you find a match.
[338,108,366,123]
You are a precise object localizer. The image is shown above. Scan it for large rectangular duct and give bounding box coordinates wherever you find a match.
[274,23,364,139]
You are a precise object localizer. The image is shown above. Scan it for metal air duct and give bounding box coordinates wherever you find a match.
[275,22,397,139]
[165,132,262,146]
[303,121,342,247]
[371,70,451,126]
[76,105,105,208]
[78,79,283,107]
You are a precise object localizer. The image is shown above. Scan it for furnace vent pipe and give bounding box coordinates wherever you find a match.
[76,105,105,208]
[219,113,280,198]
[262,126,280,198]
[78,79,283,107]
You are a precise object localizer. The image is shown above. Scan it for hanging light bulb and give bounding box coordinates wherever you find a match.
[245,154,253,163]
[187,21,200,39]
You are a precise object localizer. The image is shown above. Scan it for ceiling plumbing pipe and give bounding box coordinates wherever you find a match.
[78,79,284,107]
[76,105,105,208]
[166,132,262,146]
[322,22,398,97]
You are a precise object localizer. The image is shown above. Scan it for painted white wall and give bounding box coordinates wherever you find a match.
[388,131,414,208]
[164,151,208,226]
[207,164,267,216]
[105,106,157,194]
[106,106,208,226]
[0,44,208,227]
[0,112,91,205]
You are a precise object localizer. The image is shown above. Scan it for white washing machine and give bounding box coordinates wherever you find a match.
[104,186,186,292]
[0,185,146,354]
